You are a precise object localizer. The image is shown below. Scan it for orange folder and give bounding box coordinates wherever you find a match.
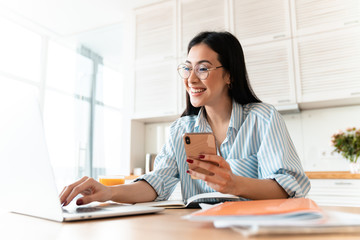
[191,198,322,217]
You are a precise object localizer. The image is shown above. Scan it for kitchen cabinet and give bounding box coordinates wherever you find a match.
[179,0,227,56]
[133,1,179,119]
[292,0,360,36]
[233,0,292,46]
[307,179,360,207]
[132,0,360,120]
[133,60,179,119]
[243,39,297,106]
[135,1,176,64]
[306,172,360,207]
[294,27,360,104]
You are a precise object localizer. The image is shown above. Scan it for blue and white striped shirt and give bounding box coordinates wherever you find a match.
[137,101,310,201]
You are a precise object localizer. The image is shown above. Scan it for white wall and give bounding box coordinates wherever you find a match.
[143,104,360,172]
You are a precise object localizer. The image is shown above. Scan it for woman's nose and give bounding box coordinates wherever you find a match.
[187,70,199,83]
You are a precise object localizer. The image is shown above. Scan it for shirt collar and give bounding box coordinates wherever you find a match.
[228,99,243,132]
[194,107,210,132]
[194,99,243,132]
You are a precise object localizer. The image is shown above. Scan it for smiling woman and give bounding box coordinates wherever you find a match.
[60,31,310,208]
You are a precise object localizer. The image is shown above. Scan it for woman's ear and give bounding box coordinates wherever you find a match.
[223,71,231,85]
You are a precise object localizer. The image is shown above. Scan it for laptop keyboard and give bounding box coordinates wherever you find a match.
[63,207,105,214]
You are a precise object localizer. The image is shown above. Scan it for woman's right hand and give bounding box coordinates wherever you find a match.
[59,176,113,206]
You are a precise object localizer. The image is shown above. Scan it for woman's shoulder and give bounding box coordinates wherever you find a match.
[169,115,198,133]
[242,102,278,122]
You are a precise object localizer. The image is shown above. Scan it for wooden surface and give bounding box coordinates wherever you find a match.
[1,206,360,240]
[305,171,360,179]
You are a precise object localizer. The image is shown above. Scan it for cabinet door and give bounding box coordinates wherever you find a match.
[135,1,176,63]
[180,0,227,56]
[307,179,360,207]
[133,61,178,119]
[233,0,291,45]
[293,0,360,36]
[243,40,296,106]
[294,27,360,103]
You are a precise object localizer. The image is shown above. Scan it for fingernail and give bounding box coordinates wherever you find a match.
[62,201,67,206]
[186,159,193,163]
[186,170,190,174]
[198,155,205,159]
[76,199,84,205]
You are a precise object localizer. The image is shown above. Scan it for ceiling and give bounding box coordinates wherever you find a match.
[0,0,162,68]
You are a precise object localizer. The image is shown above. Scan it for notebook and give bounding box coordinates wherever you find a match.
[0,92,163,222]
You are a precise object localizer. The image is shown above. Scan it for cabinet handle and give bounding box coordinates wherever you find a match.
[334,182,353,185]
[344,20,359,26]
[277,99,291,103]
[351,92,360,96]
[273,34,286,39]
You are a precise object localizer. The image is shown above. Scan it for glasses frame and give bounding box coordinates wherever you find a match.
[177,63,223,80]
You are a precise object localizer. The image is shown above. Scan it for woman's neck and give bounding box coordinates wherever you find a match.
[204,97,232,145]
[205,97,232,126]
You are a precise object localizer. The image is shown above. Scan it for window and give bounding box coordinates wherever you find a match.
[0,16,42,82]
[0,15,127,191]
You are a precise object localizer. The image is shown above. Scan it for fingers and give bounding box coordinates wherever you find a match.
[59,176,90,206]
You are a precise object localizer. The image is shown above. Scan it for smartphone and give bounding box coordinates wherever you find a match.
[183,133,218,179]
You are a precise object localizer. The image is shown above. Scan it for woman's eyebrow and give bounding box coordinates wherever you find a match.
[185,60,213,65]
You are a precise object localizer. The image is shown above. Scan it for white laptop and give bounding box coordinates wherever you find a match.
[0,92,163,222]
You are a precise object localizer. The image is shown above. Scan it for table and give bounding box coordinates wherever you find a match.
[1,206,360,240]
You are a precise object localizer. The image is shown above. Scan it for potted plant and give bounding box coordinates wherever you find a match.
[331,127,360,174]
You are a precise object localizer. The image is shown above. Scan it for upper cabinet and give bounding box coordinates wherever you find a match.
[243,40,296,106]
[233,0,296,107]
[135,1,177,64]
[233,0,292,45]
[292,0,360,36]
[132,0,360,120]
[292,0,360,106]
[294,27,360,103]
[179,0,227,56]
[133,1,179,119]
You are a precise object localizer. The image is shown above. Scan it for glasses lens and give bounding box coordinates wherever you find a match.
[178,64,190,78]
[195,64,209,80]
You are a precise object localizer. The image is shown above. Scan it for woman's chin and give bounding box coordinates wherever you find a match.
[190,100,203,108]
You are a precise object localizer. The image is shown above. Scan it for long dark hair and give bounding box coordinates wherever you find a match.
[181,31,260,117]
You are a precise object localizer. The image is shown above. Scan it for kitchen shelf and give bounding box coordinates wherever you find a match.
[305,171,360,179]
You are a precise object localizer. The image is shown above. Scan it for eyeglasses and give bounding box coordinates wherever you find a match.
[177,63,223,80]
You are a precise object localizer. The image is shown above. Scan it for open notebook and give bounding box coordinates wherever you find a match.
[0,92,163,222]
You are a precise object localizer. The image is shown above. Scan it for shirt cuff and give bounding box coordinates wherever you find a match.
[133,173,168,201]
[266,174,305,198]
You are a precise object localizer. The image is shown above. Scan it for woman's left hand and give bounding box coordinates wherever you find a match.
[187,154,239,195]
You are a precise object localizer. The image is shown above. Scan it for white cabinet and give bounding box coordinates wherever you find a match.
[133,61,178,118]
[132,0,360,120]
[133,1,179,119]
[294,27,360,103]
[232,0,296,107]
[135,1,176,63]
[179,0,227,56]
[233,0,292,45]
[243,40,297,106]
[307,179,360,207]
[292,0,360,36]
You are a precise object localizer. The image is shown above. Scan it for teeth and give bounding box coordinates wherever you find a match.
[192,88,205,93]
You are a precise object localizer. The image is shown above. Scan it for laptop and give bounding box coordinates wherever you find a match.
[0,92,163,222]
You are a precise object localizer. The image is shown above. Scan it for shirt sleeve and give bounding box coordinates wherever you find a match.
[134,126,180,201]
[256,106,311,198]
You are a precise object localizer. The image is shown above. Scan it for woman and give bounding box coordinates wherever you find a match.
[60,31,310,206]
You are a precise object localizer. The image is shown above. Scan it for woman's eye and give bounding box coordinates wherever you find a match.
[184,66,191,71]
[198,67,208,72]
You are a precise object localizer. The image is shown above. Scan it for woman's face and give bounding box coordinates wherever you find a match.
[184,43,230,108]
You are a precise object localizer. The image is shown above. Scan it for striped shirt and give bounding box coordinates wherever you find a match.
[136,101,310,201]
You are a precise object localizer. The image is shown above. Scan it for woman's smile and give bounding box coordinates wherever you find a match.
[190,87,206,95]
